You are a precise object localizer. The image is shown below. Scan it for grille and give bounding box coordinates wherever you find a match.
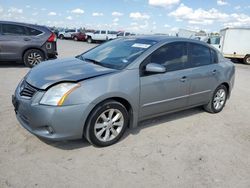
[20,81,38,98]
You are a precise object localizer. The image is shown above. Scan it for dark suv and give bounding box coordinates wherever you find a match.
[0,21,57,67]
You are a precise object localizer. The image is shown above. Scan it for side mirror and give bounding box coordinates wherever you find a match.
[145,63,166,73]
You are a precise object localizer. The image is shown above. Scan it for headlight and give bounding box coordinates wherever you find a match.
[40,83,80,106]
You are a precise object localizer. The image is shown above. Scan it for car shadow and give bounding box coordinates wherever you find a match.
[121,107,204,140]
[40,137,91,150]
[42,107,204,150]
[0,61,26,68]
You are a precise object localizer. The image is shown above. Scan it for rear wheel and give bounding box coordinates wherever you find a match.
[243,55,250,65]
[87,37,92,43]
[23,49,45,68]
[203,85,228,113]
[85,100,128,147]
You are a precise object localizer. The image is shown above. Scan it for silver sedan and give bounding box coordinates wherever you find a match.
[12,36,235,147]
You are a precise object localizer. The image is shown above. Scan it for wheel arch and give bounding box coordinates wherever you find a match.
[83,96,135,138]
[220,82,230,99]
[22,47,46,60]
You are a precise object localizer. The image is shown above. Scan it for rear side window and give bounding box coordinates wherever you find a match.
[2,24,27,36]
[101,30,106,34]
[26,27,43,36]
[146,42,188,72]
[190,43,211,67]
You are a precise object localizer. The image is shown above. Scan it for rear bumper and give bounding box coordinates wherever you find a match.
[42,41,58,60]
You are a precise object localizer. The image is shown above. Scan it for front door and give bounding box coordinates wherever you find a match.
[139,42,191,119]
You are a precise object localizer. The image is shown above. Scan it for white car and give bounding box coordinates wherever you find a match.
[58,29,80,39]
[86,30,118,43]
[117,31,135,37]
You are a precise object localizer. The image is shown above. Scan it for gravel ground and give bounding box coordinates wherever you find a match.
[0,39,250,188]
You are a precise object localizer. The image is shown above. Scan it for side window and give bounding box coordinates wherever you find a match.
[125,32,130,36]
[26,27,43,36]
[211,49,218,64]
[117,32,124,36]
[190,43,211,67]
[2,24,27,36]
[94,30,100,34]
[146,42,188,72]
[101,30,106,34]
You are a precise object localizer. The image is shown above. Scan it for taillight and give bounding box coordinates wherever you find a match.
[47,33,57,42]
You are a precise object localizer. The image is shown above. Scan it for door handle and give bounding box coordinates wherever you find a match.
[180,76,187,82]
[212,70,217,75]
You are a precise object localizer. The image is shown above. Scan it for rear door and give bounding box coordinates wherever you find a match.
[187,43,220,106]
[0,23,29,60]
[139,42,192,119]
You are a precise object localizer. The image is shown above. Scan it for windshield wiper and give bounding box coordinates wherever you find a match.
[83,58,102,65]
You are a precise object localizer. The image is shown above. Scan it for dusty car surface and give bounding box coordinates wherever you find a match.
[12,36,235,147]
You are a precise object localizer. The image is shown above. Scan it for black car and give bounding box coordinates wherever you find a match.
[0,21,57,67]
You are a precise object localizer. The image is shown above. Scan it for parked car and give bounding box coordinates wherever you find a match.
[85,30,118,43]
[58,29,80,39]
[0,21,57,67]
[219,27,250,65]
[71,30,95,41]
[117,31,135,37]
[12,36,235,147]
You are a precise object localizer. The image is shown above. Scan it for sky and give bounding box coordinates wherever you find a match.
[0,0,250,34]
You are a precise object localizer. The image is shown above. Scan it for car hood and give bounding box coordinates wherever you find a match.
[25,58,118,90]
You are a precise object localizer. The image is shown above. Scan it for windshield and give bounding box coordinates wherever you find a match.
[80,38,157,70]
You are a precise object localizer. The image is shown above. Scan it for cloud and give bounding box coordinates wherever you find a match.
[112,11,123,16]
[149,0,180,7]
[130,12,150,20]
[25,5,31,8]
[48,12,57,16]
[66,16,72,20]
[71,8,84,14]
[164,24,170,27]
[92,12,104,16]
[8,7,23,14]
[113,18,119,22]
[169,3,250,27]
[169,4,229,25]
[0,6,3,13]
[217,0,228,6]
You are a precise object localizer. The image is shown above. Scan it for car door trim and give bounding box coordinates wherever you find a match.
[142,90,211,108]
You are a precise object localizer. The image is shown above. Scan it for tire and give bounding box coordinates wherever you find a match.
[85,100,129,147]
[243,55,250,65]
[203,85,228,113]
[59,34,64,39]
[73,36,78,41]
[23,49,45,68]
[87,37,92,43]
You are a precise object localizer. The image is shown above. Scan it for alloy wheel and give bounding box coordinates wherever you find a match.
[27,52,42,66]
[94,109,124,142]
[213,89,226,110]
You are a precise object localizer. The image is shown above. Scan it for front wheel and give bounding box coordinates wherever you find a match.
[243,55,250,65]
[85,100,128,147]
[203,85,228,113]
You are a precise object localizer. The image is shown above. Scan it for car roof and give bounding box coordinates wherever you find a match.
[127,35,212,47]
[0,20,51,32]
